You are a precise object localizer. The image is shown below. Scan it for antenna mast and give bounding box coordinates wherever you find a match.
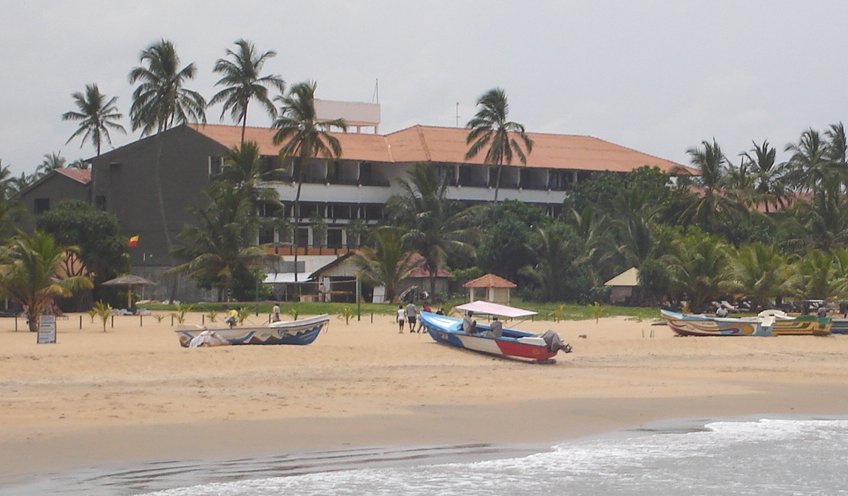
[373,79,379,104]
[455,102,460,127]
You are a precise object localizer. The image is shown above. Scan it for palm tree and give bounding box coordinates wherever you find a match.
[35,152,66,178]
[666,230,730,312]
[676,139,743,231]
[129,39,207,261]
[728,242,792,310]
[171,183,268,302]
[351,226,420,303]
[388,162,479,297]
[62,83,126,156]
[741,140,788,213]
[272,81,346,282]
[784,128,842,195]
[0,231,92,332]
[523,224,584,301]
[211,39,284,145]
[465,88,534,202]
[790,249,847,302]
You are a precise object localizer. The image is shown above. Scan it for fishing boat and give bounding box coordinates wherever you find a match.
[831,319,848,335]
[660,309,831,337]
[175,314,330,347]
[418,301,572,362]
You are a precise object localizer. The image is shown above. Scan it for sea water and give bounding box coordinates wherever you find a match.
[5,417,848,495]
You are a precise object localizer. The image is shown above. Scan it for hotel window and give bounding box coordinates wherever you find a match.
[34,198,50,214]
[208,156,223,176]
[326,228,343,248]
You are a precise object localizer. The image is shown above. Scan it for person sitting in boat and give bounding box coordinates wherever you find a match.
[715,306,729,318]
[462,311,477,334]
[489,316,504,338]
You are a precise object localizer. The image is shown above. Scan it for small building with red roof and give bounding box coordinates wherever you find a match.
[463,273,517,305]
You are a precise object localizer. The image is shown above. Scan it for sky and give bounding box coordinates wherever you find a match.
[2,0,848,177]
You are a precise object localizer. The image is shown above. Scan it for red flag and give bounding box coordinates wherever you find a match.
[128,235,139,248]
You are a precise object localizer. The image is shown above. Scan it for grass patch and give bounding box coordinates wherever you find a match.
[139,299,661,321]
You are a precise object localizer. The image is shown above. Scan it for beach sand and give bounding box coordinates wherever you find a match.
[2,311,848,487]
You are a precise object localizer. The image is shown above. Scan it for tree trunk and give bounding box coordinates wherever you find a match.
[293,160,304,285]
[493,164,502,203]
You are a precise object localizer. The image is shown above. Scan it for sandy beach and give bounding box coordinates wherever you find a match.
[2,311,848,489]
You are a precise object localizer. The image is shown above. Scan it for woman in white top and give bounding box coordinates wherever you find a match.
[396,305,406,333]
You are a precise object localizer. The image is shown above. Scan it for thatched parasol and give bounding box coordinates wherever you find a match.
[101,274,156,309]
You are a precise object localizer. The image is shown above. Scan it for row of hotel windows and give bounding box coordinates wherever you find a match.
[209,157,590,192]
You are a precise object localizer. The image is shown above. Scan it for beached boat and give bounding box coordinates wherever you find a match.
[660,309,831,337]
[418,301,572,362]
[830,319,848,335]
[175,314,330,347]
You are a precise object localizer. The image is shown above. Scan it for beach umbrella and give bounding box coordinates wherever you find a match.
[101,274,156,309]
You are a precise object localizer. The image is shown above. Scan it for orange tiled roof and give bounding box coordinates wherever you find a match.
[189,124,688,174]
[55,168,91,184]
[463,273,517,289]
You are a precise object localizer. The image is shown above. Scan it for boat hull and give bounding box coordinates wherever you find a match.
[175,314,330,347]
[419,312,559,361]
[660,310,831,336]
[661,310,763,336]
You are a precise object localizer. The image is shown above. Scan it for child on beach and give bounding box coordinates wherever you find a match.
[397,305,406,333]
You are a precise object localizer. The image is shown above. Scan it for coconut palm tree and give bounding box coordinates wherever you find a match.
[171,183,269,302]
[129,40,206,135]
[62,83,126,156]
[0,231,92,332]
[666,230,731,312]
[728,242,792,310]
[741,140,788,213]
[272,81,346,282]
[523,224,584,301]
[129,39,207,260]
[35,152,66,178]
[790,249,848,302]
[351,226,420,303]
[211,39,285,145]
[676,139,743,231]
[465,88,533,202]
[784,128,841,195]
[387,162,479,297]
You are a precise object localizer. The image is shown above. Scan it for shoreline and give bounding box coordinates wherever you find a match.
[2,313,848,490]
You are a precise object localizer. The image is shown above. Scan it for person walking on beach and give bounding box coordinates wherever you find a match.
[406,301,418,333]
[397,305,406,333]
[416,302,432,332]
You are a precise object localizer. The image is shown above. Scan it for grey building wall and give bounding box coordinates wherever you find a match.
[90,125,227,269]
[89,126,228,301]
[17,174,90,232]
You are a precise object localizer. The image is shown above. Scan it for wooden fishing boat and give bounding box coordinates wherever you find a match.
[770,315,831,336]
[660,309,766,336]
[418,302,572,362]
[830,319,848,335]
[660,309,831,337]
[175,314,330,347]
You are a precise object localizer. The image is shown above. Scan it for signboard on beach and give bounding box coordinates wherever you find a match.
[38,315,56,344]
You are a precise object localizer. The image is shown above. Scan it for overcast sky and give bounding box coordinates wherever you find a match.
[2,1,847,177]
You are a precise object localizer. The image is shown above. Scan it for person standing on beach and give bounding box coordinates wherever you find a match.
[271,303,281,322]
[397,305,406,333]
[416,302,432,332]
[406,301,418,333]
